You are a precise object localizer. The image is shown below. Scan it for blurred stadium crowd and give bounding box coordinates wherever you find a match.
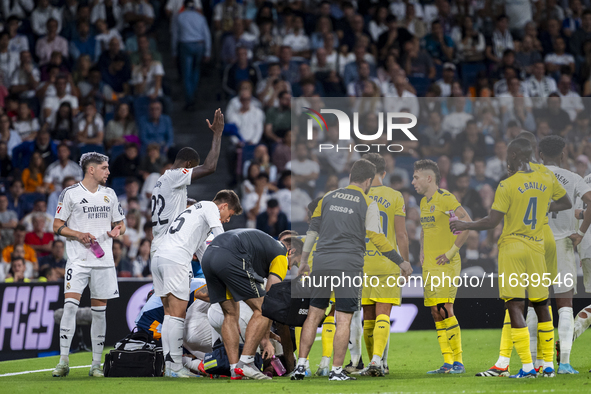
[3,0,591,282]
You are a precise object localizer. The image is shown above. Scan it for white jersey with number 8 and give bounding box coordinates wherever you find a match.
[150,167,193,255]
[153,201,224,265]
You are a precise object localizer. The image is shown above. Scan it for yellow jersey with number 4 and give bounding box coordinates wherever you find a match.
[364,185,406,275]
[492,170,566,254]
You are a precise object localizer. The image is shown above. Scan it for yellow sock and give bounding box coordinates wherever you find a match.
[443,316,463,364]
[435,321,454,365]
[372,314,390,358]
[295,326,308,360]
[538,321,555,363]
[511,327,533,365]
[500,310,513,358]
[536,306,553,361]
[321,316,335,358]
[363,320,375,359]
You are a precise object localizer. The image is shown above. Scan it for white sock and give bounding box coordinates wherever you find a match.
[348,310,363,366]
[523,362,534,372]
[544,361,554,369]
[535,359,544,369]
[169,316,185,370]
[495,356,510,369]
[371,354,382,364]
[331,366,342,373]
[382,335,390,366]
[574,305,591,341]
[162,315,171,366]
[304,359,310,369]
[297,357,307,366]
[183,357,201,372]
[59,298,79,363]
[319,356,330,368]
[526,307,538,360]
[240,354,255,364]
[558,307,574,364]
[90,305,107,366]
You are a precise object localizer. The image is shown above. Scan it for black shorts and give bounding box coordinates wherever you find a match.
[201,245,267,304]
[307,270,362,313]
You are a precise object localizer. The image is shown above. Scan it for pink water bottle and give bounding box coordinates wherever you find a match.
[90,240,105,258]
[270,356,286,376]
[449,211,462,235]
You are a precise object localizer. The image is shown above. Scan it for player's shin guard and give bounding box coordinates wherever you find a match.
[574,305,591,340]
[363,320,375,359]
[435,321,453,365]
[558,307,574,364]
[526,307,538,361]
[511,327,533,368]
[90,305,107,367]
[372,314,390,362]
[321,316,335,358]
[349,311,363,366]
[538,320,555,366]
[444,316,463,364]
[59,298,79,363]
[495,310,512,368]
[169,316,185,371]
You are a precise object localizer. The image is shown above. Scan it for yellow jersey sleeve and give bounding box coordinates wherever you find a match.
[394,194,406,217]
[442,192,461,213]
[269,254,288,281]
[491,180,511,214]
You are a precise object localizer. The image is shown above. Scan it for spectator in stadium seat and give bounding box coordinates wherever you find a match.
[12,128,57,170]
[242,172,273,228]
[174,0,211,110]
[42,75,79,124]
[524,62,557,109]
[540,18,563,56]
[95,19,124,53]
[272,130,291,174]
[225,81,265,145]
[113,239,133,276]
[76,100,104,147]
[263,91,291,144]
[0,31,20,88]
[47,176,76,217]
[6,16,30,55]
[126,20,156,54]
[43,144,82,192]
[110,143,141,180]
[567,10,591,57]
[47,102,75,142]
[122,208,144,259]
[452,173,487,219]
[0,141,15,180]
[485,14,514,64]
[98,35,129,73]
[563,0,583,38]
[485,140,508,183]
[256,63,292,108]
[514,35,542,75]
[256,198,289,238]
[131,52,165,98]
[222,46,261,97]
[283,16,312,60]
[242,144,278,184]
[382,68,419,116]
[31,0,62,36]
[343,44,377,87]
[534,93,572,135]
[453,120,487,159]
[557,73,584,121]
[24,214,53,258]
[470,158,497,191]
[4,256,29,282]
[123,0,155,29]
[90,0,124,31]
[545,36,575,76]
[434,62,456,97]
[38,239,66,278]
[221,19,257,65]
[35,18,68,65]
[3,224,37,265]
[278,45,300,85]
[422,19,454,64]
[13,101,40,141]
[104,102,137,149]
[311,15,338,51]
[451,15,485,63]
[7,179,25,218]
[132,238,151,277]
[138,143,166,178]
[129,34,163,66]
[77,67,109,114]
[138,100,174,150]
[69,20,97,62]
[39,52,70,83]
[346,61,381,98]
[377,14,413,62]
[9,51,40,99]
[419,111,452,157]
[0,193,18,250]
[22,151,47,193]
[253,17,282,63]
[402,37,436,79]
[101,53,132,100]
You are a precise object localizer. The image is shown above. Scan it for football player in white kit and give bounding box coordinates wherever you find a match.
[152,190,241,377]
[150,108,224,259]
[539,136,591,374]
[51,152,126,378]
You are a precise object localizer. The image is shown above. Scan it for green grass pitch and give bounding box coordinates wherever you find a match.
[1,329,591,393]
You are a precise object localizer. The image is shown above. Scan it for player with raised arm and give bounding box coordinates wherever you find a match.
[153,190,241,377]
[292,159,412,381]
[451,138,572,379]
[412,159,472,375]
[539,135,591,374]
[150,109,224,258]
[359,153,409,377]
[51,152,126,378]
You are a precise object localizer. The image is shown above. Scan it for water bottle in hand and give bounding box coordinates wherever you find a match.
[270,356,286,376]
[449,211,462,235]
[90,240,105,258]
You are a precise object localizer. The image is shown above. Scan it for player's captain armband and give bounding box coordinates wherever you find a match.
[269,254,288,281]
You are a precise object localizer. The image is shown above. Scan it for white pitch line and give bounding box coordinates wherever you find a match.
[0,364,92,377]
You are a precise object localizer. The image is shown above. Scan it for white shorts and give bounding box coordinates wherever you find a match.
[582,258,591,293]
[554,237,578,295]
[208,301,252,344]
[64,261,119,300]
[152,255,192,301]
[184,308,213,358]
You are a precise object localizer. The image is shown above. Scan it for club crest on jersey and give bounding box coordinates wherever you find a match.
[66,282,70,290]
[104,196,110,203]
[430,205,435,213]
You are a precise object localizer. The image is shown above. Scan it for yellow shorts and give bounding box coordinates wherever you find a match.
[498,242,549,302]
[423,266,460,307]
[543,224,557,280]
[361,273,401,306]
